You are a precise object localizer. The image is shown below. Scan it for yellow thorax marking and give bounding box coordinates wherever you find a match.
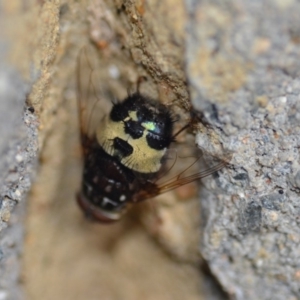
[96,114,165,173]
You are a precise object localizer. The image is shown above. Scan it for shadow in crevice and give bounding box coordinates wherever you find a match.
[200,260,229,300]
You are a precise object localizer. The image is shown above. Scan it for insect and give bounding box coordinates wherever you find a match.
[76,47,227,223]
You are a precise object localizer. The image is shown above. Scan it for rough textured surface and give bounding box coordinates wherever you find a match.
[2,0,299,299]
[0,70,37,299]
[23,0,219,300]
[186,0,300,299]
[0,0,39,298]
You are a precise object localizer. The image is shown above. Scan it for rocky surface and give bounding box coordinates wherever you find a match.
[186,1,300,299]
[1,0,300,299]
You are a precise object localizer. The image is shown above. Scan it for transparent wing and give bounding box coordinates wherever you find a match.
[76,45,112,145]
[133,142,230,202]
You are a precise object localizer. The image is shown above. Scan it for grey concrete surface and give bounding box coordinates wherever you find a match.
[0,38,38,300]
[186,0,300,299]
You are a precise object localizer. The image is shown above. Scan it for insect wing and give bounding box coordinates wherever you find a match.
[76,46,112,144]
[133,144,227,201]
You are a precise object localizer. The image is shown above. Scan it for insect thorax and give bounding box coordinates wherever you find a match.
[96,93,173,173]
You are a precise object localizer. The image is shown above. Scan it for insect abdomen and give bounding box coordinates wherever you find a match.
[78,142,136,221]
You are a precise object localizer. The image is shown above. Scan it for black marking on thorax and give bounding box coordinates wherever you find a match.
[124,120,144,139]
[113,137,133,158]
[110,92,174,151]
